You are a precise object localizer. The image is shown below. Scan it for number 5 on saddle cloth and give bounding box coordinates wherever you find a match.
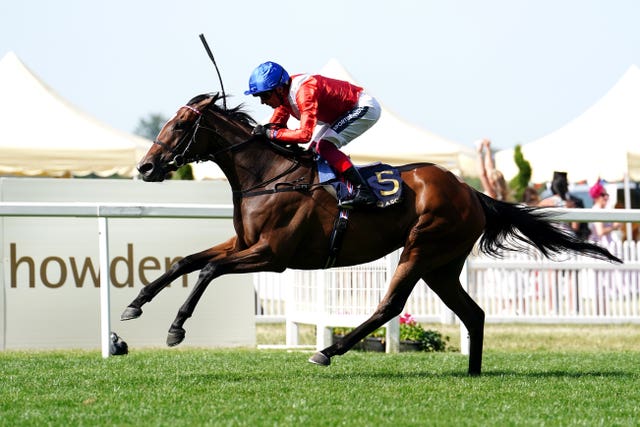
[317,159,404,209]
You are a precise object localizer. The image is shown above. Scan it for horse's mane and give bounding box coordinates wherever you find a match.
[187,92,311,160]
[187,93,256,128]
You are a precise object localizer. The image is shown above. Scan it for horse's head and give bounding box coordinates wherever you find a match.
[137,93,254,182]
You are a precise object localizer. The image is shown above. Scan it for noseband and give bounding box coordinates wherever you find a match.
[152,105,206,169]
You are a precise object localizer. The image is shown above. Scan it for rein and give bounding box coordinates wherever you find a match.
[233,162,311,198]
[152,104,257,167]
[227,139,318,198]
[154,102,318,198]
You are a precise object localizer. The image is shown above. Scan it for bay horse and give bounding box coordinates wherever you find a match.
[124,93,620,375]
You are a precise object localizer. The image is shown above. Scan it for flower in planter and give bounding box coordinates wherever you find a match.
[400,313,449,351]
[397,313,449,352]
[400,313,416,325]
[403,324,449,352]
[332,313,450,352]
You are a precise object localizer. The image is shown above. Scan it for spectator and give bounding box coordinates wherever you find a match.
[538,171,573,207]
[522,186,540,206]
[615,200,639,241]
[588,181,622,245]
[476,138,510,201]
[538,171,585,237]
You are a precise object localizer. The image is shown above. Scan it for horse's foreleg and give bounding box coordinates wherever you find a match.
[120,237,237,321]
[310,259,418,366]
[422,258,485,376]
[165,241,277,346]
[166,261,219,346]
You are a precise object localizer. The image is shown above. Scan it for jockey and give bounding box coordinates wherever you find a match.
[244,61,381,208]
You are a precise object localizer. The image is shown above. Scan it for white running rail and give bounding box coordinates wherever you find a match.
[253,209,640,351]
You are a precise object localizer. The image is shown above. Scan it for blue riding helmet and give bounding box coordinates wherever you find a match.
[244,61,290,95]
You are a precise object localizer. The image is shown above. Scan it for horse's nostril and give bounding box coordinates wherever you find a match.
[138,162,153,175]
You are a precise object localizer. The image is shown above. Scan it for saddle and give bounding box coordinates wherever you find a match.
[317,159,403,208]
[317,159,404,268]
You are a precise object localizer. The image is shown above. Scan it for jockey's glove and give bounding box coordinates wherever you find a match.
[252,124,278,140]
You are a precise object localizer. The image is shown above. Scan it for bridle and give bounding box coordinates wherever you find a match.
[152,104,256,168]
[152,105,210,169]
[151,101,314,197]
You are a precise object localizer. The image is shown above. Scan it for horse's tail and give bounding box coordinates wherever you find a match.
[475,191,622,263]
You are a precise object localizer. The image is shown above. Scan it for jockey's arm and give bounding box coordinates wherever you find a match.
[269,106,290,129]
[269,84,318,144]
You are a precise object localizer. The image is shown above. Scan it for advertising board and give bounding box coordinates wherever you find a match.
[0,178,255,350]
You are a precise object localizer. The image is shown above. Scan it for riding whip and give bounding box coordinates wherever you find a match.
[199,33,227,110]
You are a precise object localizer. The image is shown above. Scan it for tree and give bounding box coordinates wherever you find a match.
[134,113,194,180]
[134,113,166,140]
[508,144,532,201]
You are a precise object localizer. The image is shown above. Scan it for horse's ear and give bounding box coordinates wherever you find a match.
[203,93,224,112]
[212,92,225,105]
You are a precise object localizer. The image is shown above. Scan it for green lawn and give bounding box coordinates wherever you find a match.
[2,324,639,426]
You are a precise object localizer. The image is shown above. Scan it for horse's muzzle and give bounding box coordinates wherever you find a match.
[137,161,168,182]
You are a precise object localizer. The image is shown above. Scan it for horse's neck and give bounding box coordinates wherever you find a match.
[215,143,311,193]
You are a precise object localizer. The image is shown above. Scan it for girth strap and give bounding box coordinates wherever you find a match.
[324,209,350,269]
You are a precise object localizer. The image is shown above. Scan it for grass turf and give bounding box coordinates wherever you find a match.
[2,324,640,426]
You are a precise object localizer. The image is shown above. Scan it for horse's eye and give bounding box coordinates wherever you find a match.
[174,121,189,132]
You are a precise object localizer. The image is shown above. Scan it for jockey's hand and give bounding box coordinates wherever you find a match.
[252,124,266,136]
[252,125,277,140]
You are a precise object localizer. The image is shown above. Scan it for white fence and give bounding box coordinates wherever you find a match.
[3,201,639,354]
[253,209,640,350]
[467,241,640,322]
[255,247,639,323]
[255,241,640,348]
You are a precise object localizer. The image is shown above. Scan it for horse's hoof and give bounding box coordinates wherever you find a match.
[308,352,331,366]
[167,328,186,347]
[120,306,143,321]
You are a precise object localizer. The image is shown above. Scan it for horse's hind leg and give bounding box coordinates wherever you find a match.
[120,237,236,321]
[309,254,419,366]
[422,256,485,376]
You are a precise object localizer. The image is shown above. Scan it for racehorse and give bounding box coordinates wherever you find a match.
[124,93,621,375]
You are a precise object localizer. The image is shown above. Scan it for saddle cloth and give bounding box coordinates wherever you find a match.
[317,159,403,208]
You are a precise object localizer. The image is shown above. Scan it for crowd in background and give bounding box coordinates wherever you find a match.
[476,138,639,243]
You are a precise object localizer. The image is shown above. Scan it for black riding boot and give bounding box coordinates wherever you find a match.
[339,166,377,208]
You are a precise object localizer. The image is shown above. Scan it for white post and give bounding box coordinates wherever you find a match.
[623,172,632,242]
[284,270,299,347]
[315,270,329,350]
[98,216,111,358]
[316,324,333,350]
[385,315,400,353]
[285,320,299,347]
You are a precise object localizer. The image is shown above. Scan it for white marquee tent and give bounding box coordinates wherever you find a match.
[193,59,477,180]
[495,64,640,184]
[319,59,477,176]
[0,51,150,177]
